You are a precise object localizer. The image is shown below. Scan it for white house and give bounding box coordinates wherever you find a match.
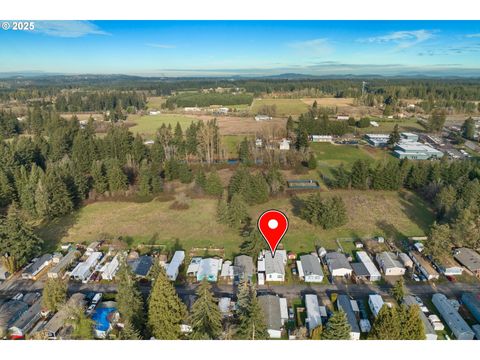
[310,135,333,143]
[376,252,406,276]
[70,252,102,282]
[196,258,222,282]
[355,251,381,282]
[166,251,185,281]
[264,252,286,282]
[325,252,352,277]
[305,294,322,334]
[298,254,324,283]
[368,294,385,318]
[100,255,120,281]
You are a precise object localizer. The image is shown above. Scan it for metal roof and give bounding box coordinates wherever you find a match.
[300,254,323,277]
[336,295,360,334]
[128,255,153,277]
[454,248,480,272]
[432,293,474,340]
[258,295,282,331]
[356,251,381,278]
[325,252,352,271]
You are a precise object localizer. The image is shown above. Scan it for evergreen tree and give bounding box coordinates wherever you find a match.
[91,160,108,195]
[119,319,142,340]
[205,172,223,197]
[216,195,230,225]
[368,305,400,340]
[42,278,67,312]
[238,137,252,165]
[350,160,370,190]
[190,280,223,339]
[388,124,401,146]
[148,267,187,339]
[391,278,405,304]
[462,117,476,140]
[307,153,317,170]
[0,204,43,272]
[69,306,95,340]
[227,194,249,228]
[116,263,145,332]
[106,159,128,193]
[237,290,269,340]
[321,310,351,340]
[425,222,452,261]
[240,229,265,258]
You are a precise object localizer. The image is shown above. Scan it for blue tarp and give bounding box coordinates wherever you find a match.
[92,307,116,332]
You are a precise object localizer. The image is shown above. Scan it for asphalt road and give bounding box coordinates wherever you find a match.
[2,274,479,302]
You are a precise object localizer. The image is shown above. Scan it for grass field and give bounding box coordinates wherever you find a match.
[251,99,309,116]
[146,96,166,109]
[128,114,198,137]
[311,143,393,177]
[222,135,252,158]
[353,118,426,134]
[37,189,433,258]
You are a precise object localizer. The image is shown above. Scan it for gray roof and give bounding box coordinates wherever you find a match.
[264,252,285,276]
[128,255,153,277]
[432,293,474,340]
[49,250,78,275]
[403,295,436,339]
[454,248,480,272]
[258,295,282,331]
[23,254,53,275]
[0,300,29,330]
[300,254,323,277]
[43,293,86,336]
[10,297,43,334]
[336,295,360,334]
[325,252,352,271]
[376,252,404,269]
[351,262,369,277]
[461,293,480,324]
[234,255,254,277]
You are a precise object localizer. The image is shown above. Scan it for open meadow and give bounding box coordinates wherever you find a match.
[37,188,433,258]
[251,98,309,116]
[127,113,198,137]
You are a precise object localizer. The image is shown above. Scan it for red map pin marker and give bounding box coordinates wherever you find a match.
[258,209,289,257]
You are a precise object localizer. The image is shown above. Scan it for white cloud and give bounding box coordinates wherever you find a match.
[288,38,333,55]
[360,30,435,49]
[146,43,176,49]
[34,21,109,38]
[466,33,480,38]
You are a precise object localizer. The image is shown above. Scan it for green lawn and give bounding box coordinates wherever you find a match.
[250,98,309,116]
[310,143,394,177]
[353,118,426,135]
[223,135,252,158]
[37,189,433,259]
[128,114,198,138]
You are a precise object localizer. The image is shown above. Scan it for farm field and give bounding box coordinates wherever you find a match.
[37,189,433,258]
[353,118,426,134]
[301,97,381,117]
[311,142,393,172]
[146,96,166,109]
[128,113,198,137]
[251,98,309,116]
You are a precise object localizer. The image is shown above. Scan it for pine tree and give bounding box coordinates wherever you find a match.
[69,306,95,340]
[401,305,425,340]
[235,278,251,317]
[238,137,252,165]
[137,160,153,196]
[216,195,230,225]
[391,278,405,304]
[205,172,223,196]
[321,310,351,340]
[240,229,265,259]
[227,194,249,228]
[116,263,145,332]
[368,305,401,340]
[307,153,317,170]
[190,280,223,339]
[42,278,67,312]
[106,159,128,193]
[388,124,401,146]
[237,290,268,340]
[119,319,142,340]
[91,160,108,194]
[0,204,43,272]
[148,267,187,339]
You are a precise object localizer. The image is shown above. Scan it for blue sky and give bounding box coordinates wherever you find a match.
[1,20,480,76]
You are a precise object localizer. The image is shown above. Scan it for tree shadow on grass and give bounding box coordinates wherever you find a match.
[34,212,80,253]
[397,190,435,233]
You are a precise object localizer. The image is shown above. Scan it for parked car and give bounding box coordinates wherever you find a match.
[288,307,294,320]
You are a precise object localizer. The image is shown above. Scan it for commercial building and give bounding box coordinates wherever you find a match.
[400,132,419,142]
[297,254,324,283]
[376,252,406,276]
[432,293,474,340]
[365,134,390,147]
[393,142,444,160]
